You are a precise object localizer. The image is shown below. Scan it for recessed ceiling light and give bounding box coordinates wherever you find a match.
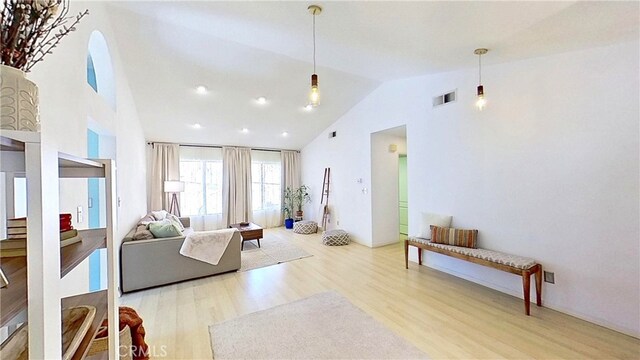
[304,104,313,111]
[256,96,267,104]
[282,131,289,137]
[241,128,249,133]
[196,85,208,94]
[192,123,202,129]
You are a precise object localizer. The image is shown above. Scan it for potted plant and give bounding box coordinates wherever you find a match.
[293,185,311,220]
[283,186,295,229]
[1,0,89,131]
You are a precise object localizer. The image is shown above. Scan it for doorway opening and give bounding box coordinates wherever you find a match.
[370,125,407,247]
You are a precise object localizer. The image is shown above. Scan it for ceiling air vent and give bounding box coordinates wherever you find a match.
[433,90,457,108]
[328,131,337,138]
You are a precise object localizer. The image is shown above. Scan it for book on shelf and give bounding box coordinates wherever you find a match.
[0,248,26,257]
[7,227,27,235]
[60,225,74,233]
[61,235,82,248]
[6,217,27,228]
[0,239,26,249]
[60,229,78,241]
[7,234,27,240]
[60,213,72,221]
[0,239,26,258]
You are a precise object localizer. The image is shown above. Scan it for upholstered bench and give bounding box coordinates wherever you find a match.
[322,229,350,246]
[294,220,318,234]
[405,237,542,315]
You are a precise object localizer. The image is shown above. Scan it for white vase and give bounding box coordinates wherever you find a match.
[0,64,40,132]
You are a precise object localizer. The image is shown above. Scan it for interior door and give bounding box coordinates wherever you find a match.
[398,155,408,235]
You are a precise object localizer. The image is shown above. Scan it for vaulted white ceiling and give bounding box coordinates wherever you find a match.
[105,1,639,150]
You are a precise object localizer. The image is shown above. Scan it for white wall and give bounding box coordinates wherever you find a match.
[23,1,148,295]
[301,41,639,336]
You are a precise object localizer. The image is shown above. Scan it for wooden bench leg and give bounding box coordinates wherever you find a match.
[522,270,531,316]
[404,240,409,269]
[534,265,542,307]
[418,247,423,266]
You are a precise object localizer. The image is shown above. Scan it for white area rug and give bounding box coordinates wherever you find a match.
[209,291,428,359]
[240,238,312,272]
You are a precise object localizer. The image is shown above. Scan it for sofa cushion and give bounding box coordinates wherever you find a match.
[430,225,478,248]
[132,224,154,240]
[151,210,168,221]
[418,212,452,239]
[138,214,156,226]
[167,213,185,231]
[149,219,183,238]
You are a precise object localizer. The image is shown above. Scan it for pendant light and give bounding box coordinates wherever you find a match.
[308,5,322,107]
[474,48,488,111]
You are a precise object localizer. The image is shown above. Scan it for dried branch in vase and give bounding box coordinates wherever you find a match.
[1,0,88,72]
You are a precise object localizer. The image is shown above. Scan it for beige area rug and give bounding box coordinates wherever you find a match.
[209,291,428,359]
[240,237,312,272]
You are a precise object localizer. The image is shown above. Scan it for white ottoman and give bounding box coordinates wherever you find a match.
[322,229,350,246]
[294,220,318,234]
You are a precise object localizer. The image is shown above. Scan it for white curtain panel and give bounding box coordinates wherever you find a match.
[150,143,180,212]
[252,208,282,229]
[189,214,225,231]
[281,151,301,223]
[222,147,253,226]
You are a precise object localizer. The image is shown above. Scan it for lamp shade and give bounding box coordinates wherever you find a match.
[164,181,185,193]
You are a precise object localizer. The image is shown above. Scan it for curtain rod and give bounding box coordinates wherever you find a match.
[146,141,299,153]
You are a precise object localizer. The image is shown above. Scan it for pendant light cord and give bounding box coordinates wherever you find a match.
[313,12,316,73]
[478,53,482,85]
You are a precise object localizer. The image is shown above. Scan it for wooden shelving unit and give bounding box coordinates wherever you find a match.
[62,290,108,360]
[61,229,107,278]
[0,229,107,327]
[0,130,119,359]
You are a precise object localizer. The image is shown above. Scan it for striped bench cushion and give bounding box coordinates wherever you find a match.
[408,237,536,270]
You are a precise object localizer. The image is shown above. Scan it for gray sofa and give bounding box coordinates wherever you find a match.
[120,217,241,292]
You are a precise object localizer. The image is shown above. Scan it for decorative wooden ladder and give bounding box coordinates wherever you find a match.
[320,167,331,229]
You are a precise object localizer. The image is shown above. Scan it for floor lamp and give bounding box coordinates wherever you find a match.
[164,181,185,217]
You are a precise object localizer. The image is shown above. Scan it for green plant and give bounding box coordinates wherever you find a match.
[283,186,295,219]
[293,185,312,212]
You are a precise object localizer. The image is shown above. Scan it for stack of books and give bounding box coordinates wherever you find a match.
[59,213,82,247]
[0,215,83,258]
[1,217,27,257]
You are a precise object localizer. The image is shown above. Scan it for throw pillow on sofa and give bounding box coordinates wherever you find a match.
[430,225,478,248]
[148,219,183,238]
[418,212,452,239]
[132,224,154,240]
[166,213,185,231]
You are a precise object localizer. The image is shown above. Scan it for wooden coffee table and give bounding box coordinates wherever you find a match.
[228,222,264,250]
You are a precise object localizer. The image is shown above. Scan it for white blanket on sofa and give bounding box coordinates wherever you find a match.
[179,229,236,266]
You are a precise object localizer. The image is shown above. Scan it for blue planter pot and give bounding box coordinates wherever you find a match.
[285,218,294,229]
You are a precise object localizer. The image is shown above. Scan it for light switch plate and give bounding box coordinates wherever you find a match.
[77,206,83,223]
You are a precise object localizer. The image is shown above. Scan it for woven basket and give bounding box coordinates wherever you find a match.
[87,325,132,360]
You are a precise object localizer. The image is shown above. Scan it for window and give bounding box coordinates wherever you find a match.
[179,147,223,216]
[252,151,282,211]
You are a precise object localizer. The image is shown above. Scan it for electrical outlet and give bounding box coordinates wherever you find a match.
[544,271,555,284]
[77,206,83,223]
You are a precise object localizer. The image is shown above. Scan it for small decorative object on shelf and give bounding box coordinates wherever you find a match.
[1,0,89,131]
[0,267,8,288]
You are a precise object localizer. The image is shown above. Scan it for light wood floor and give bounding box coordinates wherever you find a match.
[121,228,640,359]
